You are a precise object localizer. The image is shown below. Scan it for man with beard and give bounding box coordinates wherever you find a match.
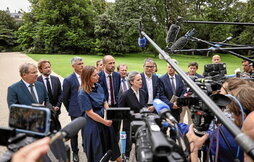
[98,55,121,141]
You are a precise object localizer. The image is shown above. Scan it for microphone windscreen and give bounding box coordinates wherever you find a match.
[138,37,146,48]
[153,99,170,114]
[170,36,188,51]
[166,24,180,44]
[62,117,86,138]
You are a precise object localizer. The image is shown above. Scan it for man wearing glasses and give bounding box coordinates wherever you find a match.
[140,58,163,112]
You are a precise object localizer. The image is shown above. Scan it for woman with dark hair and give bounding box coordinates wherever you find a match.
[118,71,148,158]
[78,66,121,162]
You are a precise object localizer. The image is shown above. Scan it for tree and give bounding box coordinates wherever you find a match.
[17,0,95,54]
[0,10,18,51]
[94,12,126,55]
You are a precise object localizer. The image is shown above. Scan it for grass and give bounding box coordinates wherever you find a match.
[28,53,243,78]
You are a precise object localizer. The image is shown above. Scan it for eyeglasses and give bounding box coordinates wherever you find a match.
[145,66,154,69]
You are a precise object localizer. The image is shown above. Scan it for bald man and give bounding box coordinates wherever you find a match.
[212,55,221,64]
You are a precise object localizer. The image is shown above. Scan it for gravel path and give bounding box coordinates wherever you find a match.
[0,52,87,161]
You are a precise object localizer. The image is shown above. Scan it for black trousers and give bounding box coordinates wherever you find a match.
[70,116,80,154]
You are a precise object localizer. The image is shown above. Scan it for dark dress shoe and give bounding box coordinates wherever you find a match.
[73,153,79,162]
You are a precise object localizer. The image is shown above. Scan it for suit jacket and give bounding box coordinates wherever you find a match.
[62,72,82,117]
[118,88,148,113]
[7,80,50,108]
[140,73,161,100]
[118,77,130,99]
[98,71,121,106]
[37,75,62,111]
[159,73,186,122]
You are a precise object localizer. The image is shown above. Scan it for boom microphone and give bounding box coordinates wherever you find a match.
[166,24,180,44]
[153,99,177,123]
[50,117,86,144]
[170,28,196,51]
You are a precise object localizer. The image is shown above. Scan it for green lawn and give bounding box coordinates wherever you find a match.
[28,53,242,78]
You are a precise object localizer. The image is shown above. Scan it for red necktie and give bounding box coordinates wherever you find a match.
[108,75,115,106]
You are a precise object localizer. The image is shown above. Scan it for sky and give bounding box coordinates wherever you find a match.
[0,0,116,12]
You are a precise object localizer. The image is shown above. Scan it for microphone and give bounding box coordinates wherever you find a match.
[153,99,178,123]
[50,117,86,144]
[166,24,180,44]
[99,150,113,162]
[120,131,126,154]
[170,28,196,51]
[138,37,146,48]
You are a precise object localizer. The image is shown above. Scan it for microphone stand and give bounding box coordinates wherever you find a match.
[191,36,254,63]
[170,46,254,53]
[140,30,254,160]
[181,20,254,26]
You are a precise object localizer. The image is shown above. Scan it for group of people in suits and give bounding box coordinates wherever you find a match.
[7,54,204,162]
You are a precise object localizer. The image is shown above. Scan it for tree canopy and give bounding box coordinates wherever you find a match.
[1,0,253,55]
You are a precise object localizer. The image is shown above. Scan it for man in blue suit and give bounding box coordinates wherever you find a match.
[98,55,121,140]
[140,58,162,112]
[159,59,186,122]
[62,57,84,162]
[7,63,50,108]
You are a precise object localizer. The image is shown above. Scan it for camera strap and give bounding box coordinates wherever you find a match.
[218,126,240,161]
[47,149,58,162]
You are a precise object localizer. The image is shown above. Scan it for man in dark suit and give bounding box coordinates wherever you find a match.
[37,60,62,117]
[98,55,121,140]
[7,63,50,108]
[159,59,186,122]
[62,57,84,162]
[140,58,162,112]
[117,64,129,98]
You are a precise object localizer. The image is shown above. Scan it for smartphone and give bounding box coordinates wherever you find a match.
[9,104,51,136]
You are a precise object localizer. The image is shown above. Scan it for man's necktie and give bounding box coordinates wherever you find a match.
[29,84,38,103]
[45,78,54,103]
[122,78,128,92]
[108,75,115,106]
[171,77,176,94]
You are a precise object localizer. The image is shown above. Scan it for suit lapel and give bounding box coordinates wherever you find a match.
[165,75,173,94]
[20,80,34,103]
[72,73,80,87]
[141,73,148,92]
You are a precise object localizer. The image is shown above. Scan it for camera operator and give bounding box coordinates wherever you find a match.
[118,71,148,159]
[11,137,50,162]
[184,81,254,162]
[241,60,254,78]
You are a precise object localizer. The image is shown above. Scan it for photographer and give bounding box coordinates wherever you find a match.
[185,83,254,162]
[118,71,148,159]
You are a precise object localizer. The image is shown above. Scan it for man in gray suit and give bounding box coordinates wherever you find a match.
[7,63,50,108]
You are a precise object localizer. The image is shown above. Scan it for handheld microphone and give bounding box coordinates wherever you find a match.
[153,99,178,123]
[50,117,86,144]
[170,28,196,51]
[99,150,112,162]
[120,131,126,154]
[166,24,180,44]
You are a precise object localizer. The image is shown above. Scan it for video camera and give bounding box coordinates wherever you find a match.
[0,104,70,162]
[177,63,229,135]
[107,107,187,162]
